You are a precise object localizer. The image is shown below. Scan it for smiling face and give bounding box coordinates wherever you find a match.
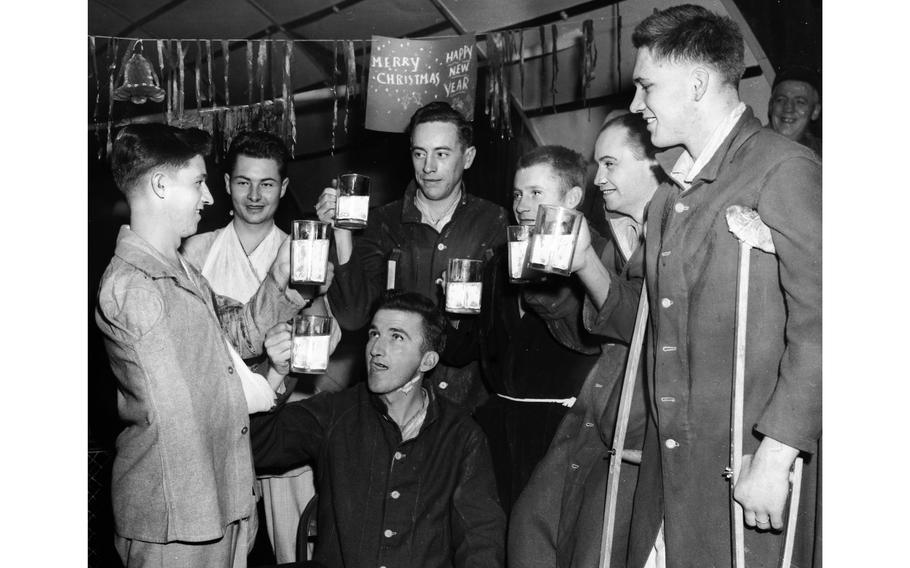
[163,154,213,238]
[630,47,696,149]
[225,155,288,228]
[593,125,659,222]
[366,309,437,395]
[512,163,580,225]
[769,80,820,142]
[410,121,476,201]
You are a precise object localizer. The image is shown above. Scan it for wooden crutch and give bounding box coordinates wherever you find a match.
[725,205,805,568]
[598,281,649,568]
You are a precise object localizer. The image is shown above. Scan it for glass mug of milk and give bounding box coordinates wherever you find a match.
[291,314,333,374]
[290,220,330,285]
[445,258,483,314]
[527,205,582,276]
[334,173,371,230]
[506,225,534,283]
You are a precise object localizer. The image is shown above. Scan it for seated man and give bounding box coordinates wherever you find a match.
[768,65,822,157]
[250,290,506,568]
[95,123,309,567]
[508,113,663,568]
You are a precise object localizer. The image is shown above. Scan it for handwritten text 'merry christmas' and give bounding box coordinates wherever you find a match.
[371,55,440,86]
[444,44,472,96]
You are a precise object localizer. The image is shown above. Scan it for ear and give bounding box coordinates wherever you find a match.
[151,171,167,199]
[419,350,439,373]
[810,101,821,121]
[565,185,584,209]
[692,66,710,101]
[463,145,477,170]
[224,173,232,195]
[279,177,289,198]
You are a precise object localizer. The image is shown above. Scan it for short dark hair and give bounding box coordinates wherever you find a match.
[632,4,745,87]
[599,113,660,162]
[110,123,211,196]
[599,113,671,186]
[405,101,473,148]
[374,290,447,353]
[224,130,291,179]
[516,145,589,192]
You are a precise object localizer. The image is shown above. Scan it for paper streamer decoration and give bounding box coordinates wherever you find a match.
[257,39,267,106]
[551,24,558,113]
[614,4,622,93]
[365,34,476,133]
[484,32,511,138]
[222,40,231,106]
[205,40,214,108]
[106,38,119,157]
[246,41,254,104]
[581,20,597,111]
[177,40,186,120]
[90,37,103,158]
[195,40,203,107]
[283,39,296,155]
[332,40,339,154]
[344,40,356,132]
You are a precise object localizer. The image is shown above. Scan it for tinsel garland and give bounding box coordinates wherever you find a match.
[581,19,597,114]
[91,17,609,160]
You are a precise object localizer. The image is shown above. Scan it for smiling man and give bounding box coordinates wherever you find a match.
[250,290,506,568]
[316,101,509,411]
[472,145,607,513]
[181,130,340,564]
[623,5,821,567]
[768,66,822,157]
[96,124,310,567]
[508,115,661,568]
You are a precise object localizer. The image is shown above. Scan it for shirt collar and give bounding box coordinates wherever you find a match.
[401,181,469,225]
[369,379,441,432]
[607,216,643,261]
[670,102,747,190]
[113,225,184,280]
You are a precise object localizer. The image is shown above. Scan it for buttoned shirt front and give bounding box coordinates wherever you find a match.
[250,382,506,568]
[627,106,821,567]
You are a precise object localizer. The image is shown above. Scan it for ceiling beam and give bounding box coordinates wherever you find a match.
[244,0,339,84]
[113,0,191,39]
[91,0,156,37]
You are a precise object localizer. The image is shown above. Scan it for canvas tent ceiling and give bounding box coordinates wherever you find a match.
[88,0,777,156]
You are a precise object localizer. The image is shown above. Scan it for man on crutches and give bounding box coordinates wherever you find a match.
[622,4,821,567]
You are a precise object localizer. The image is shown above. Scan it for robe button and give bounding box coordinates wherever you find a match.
[661,298,673,308]
[665,438,679,449]
[674,202,689,213]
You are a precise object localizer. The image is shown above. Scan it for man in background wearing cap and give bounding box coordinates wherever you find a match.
[768,66,822,157]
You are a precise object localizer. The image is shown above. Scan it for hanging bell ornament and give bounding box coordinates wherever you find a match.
[113,52,166,105]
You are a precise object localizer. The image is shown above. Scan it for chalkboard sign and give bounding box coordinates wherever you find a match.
[365,34,477,133]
